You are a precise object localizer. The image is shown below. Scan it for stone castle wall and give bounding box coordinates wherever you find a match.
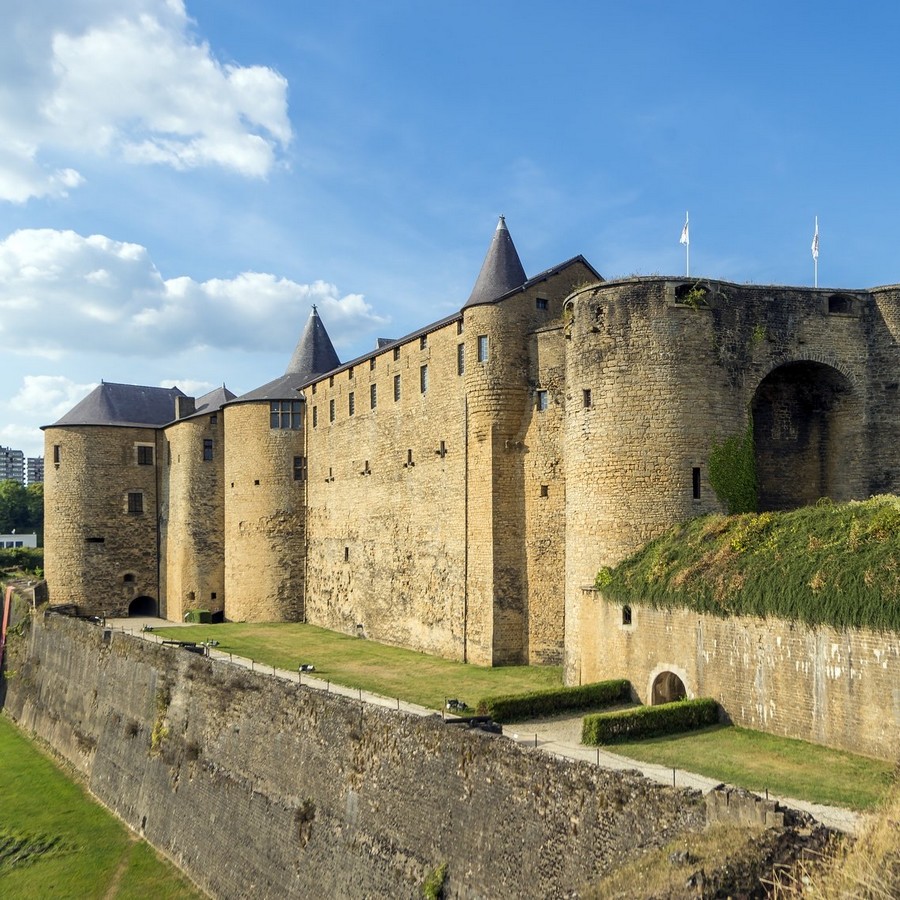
[563,279,900,684]
[3,615,705,899]
[577,592,900,760]
[223,402,306,621]
[44,425,162,615]
[160,414,226,622]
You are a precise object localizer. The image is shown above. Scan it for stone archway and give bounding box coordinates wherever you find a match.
[751,361,863,511]
[651,671,687,705]
[128,595,157,617]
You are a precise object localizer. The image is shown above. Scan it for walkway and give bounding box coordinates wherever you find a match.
[109,617,864,835]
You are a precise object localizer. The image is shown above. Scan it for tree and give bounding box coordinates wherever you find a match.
[0,480,28,533]
[25,482,43,531]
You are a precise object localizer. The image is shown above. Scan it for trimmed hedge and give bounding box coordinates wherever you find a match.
[582,698,719,745]
[477,679,630,723]
[183,609,212,624]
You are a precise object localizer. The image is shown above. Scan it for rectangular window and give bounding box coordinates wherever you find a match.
[270,400,302,429]
[457,319,464,335]
[540,484,549,498]
[370,357,376,371]
[312,406,318,428]
[127,492,143,514]
[294,455,307,482]
[407,448,414,467]
[536,297,549,310]
[583,389,592,409]
[53,444,60,464]
[536,390,548,411]
[457,343,465,376]
[348,392,355,416]
[329,399,335,422]
[393,346,400,361]
[394,374,401,401]
[329,375,334,387]
[210,413,218,425]
[348,366,354,379]
[166,440,171,465]
[312,383,317,395]
[137,445,154,465]
[477,335,489,362]
[203,439,213,461]
[420,334,427,349]
[692,467,701,500]
[420,364,428,393]
[370,383,377,409]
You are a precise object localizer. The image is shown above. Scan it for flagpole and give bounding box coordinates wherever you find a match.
[680,211,690,277]
[812,215,819,288]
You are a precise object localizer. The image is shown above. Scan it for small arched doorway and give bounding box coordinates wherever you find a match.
[651,671,687,705]
[751,361,862,511]
[128,595,157,617]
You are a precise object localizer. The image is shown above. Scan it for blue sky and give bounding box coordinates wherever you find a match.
[2,1,898,458]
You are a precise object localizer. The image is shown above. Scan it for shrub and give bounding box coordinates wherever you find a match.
[478,679,630,723]
[183,609,212,624]
[582,698,719,745]
[0,547,44,575]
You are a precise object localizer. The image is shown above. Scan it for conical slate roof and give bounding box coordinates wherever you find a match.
[464,216,527,308]
[49,382,185,428]
[286,306,340,380]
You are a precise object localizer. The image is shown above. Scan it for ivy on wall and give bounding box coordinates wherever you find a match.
[708,418,758,514]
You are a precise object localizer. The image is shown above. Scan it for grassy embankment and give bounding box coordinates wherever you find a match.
[0,715,201,899]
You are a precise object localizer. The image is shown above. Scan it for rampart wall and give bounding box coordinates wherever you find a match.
[577,592,900,760]
[2,615,705,899]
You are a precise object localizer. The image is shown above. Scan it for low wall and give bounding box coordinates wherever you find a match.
[2,615,705,899]
[577,591,900,760]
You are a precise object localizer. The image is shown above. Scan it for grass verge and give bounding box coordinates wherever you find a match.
[150,622,562,710]
[0,715,202,899]
[609,724,892,810]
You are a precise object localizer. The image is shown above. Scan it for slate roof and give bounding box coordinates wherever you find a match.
[285,306,341,380]
[230,372,308,404]
[175,385,237,421]
[48,382,185,428]
[464,216,528,308]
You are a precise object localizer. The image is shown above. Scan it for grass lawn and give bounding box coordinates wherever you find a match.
[151,622,562,710]
[0,716,202,899]
[609,724,893,811]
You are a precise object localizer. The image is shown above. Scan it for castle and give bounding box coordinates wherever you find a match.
[43,218,900,727]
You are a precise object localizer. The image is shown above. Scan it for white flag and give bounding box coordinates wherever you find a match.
[811,218,819,260]
[679,215,689,246]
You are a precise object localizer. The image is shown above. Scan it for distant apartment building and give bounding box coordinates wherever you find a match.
[0,446,25,484]
[27,457,44,485]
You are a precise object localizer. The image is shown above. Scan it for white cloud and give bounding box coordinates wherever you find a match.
[0,228,387,358]
[159,378,214,396]
[0,0,291,203]
[9,375,98,420]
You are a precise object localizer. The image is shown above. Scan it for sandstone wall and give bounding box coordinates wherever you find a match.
[44,425,162,616]
[563,279,895,684]
[577,592,899,760]
[223,402,306,621]
[3,615,705,899]
[160,414,225,622]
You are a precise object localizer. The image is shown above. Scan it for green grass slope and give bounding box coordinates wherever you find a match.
[596,495,900,631]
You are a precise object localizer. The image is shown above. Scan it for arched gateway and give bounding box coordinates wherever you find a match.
[128,595,157,617]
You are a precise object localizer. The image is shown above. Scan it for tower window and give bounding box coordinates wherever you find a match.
[457,319,464,335]
[370,357,376,371]
[370,383,377,409]
[209,413,217,425]
[393,346,400,361]
[348,392,355,416]
[457,343,465,376]
[203,439,213,461]
[583,389,592,409]
[622,605,633,626]
[477,335,489,362]
[329,399,335,422]
[536,390,548,411]
[420,334,427,349]
[294,456,307,481]
[53,444,61,465]
[270,400,302,429]
[312,406,318,428]
[394,374,401,402]
[420,364,428,393]
[540,484,549,498]
[692,467,701,500]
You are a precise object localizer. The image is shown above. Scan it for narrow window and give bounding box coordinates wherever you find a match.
[344,546,349,562]
[477,335,489,362]
[348,366,354,379]
[329,375,334,387]
[583,389,592,409]
[407,448,414,467]
[85,536,105,544]
[370,383,377,409]
[540,484,549,498]
[293,455,307,481]
[329,398,335,422]
[420,364,428,394]
[370,357,376,371]
[457,319,464,335]
[137,445,154,465]
[394,374,401,401]
[393,346,400,361]
[203,439,213,461]
[536,390,548,411]
[166,440,171,465]
[622,605,633,626]
[53,444,61,465]
[210,413,218,425]
[457,343,465,376]
[438,440,446,458]
[348,392,355,416]
[312,406,318,428]
[692,467,701,500]
[312,383,317,395]
[536,297,549,310]
[127,492,144,514]
[420,334,427,350]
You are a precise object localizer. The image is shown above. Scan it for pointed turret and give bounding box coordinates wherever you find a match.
[464,216,527,308]
[285,305,341,380]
